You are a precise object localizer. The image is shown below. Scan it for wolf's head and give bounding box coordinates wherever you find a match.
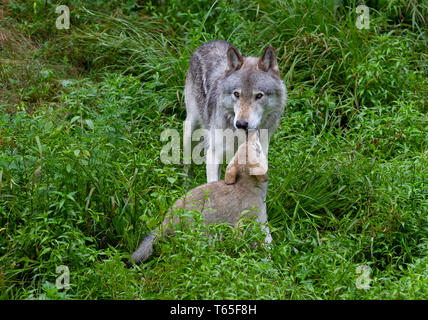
[222,45,286,131]
[224,129,268,184]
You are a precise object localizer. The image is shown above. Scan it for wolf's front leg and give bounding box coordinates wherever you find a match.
[256,200,273,245]
[206,152,221,182]
[182,119,195,188]
[206,132,222,182]
[261,224,273,245]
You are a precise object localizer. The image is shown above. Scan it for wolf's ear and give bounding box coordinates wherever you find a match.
[258,45,280,76]
[226,46,244,73]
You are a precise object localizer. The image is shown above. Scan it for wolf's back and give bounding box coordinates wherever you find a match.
[187,41,232,95]
[186,40,233,124]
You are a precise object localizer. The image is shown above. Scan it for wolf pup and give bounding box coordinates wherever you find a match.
[128,130,272,266]
[184,40,287,183]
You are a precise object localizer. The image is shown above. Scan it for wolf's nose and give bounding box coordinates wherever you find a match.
[236,120,248,129]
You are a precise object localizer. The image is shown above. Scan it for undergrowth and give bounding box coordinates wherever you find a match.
[0,0,427,299]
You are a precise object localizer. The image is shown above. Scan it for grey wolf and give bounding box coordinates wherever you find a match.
[183,40,287,182]
[128,130,272,266]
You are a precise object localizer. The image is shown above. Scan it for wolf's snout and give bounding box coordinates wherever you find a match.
[235,120,248,129]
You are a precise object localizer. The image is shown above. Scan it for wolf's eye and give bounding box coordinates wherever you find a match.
[255,93,264,100]
[233,91,240,98]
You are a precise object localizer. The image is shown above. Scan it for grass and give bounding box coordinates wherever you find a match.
[0,0,427,299]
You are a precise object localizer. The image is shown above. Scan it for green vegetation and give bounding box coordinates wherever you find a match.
[0,0,427,299]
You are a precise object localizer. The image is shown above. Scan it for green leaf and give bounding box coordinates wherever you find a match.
[85,119,95,130]
[70,116,80,124]
[167,177,176,184]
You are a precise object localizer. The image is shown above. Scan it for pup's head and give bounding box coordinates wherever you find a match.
[224,129,268,184]
[222,44,285,131]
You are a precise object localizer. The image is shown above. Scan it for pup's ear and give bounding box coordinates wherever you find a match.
[226,46,244,73]
[258,45,280,76]
[249,164,268,183]
[256,172,268,183]
[225,162,239,184]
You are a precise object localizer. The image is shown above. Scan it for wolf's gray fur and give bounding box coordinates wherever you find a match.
[184,40,287,182]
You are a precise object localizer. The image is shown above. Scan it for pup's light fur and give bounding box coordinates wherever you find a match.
[128,130,272,266]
